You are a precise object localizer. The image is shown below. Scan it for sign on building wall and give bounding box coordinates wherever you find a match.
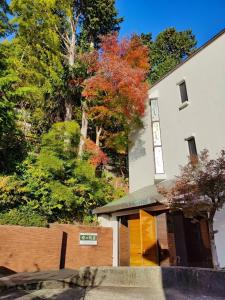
[79,233,98,245]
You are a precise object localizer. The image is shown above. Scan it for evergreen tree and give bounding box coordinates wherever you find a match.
[0,0,13,38]
[139,28,197,84]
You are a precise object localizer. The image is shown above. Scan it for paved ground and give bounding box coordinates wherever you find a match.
[0,287,225,300]
[0,268,225,299]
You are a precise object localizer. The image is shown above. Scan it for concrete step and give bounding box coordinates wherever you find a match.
[1,267,225,298]
[1,287,225,300]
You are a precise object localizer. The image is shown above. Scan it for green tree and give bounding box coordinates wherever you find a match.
[0,93,26,173]
[54,0,123,125]
[0,0,13,38]
[7,0,64,134]
[140,28,197,84]
[5,0,122,134]
[0,121,121,225]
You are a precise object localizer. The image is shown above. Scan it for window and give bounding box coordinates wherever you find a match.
[179,81,188,103]
[188,137,197,156]
[186,137,198,162]
[150,99,164,174]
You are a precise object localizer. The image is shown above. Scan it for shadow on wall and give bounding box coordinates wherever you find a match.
[139,240,170,267]
[129,128,146,162]
[2,253,41,274]
[59,232,68,269]
[161,267,225,299]
[0,266,16,278]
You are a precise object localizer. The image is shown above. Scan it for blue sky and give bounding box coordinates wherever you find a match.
[116,0,225,46]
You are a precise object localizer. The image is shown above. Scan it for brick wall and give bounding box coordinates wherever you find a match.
[0,224,113,273]
[0,225,62,272]
[50,224,113,269]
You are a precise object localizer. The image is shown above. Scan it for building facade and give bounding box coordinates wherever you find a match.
[94,29,225,268]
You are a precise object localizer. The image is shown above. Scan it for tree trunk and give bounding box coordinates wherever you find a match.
[208,218,219,269]
[65,99,73,121]
[68,17,76,67]
[78,105,88,157]
[64,17,76,120]
[96,126,102,147]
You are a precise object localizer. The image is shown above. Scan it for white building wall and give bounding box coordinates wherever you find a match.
[98,214,119,266]
[128,31,225,267]
[151,32,225,179]
[128,103,155,193]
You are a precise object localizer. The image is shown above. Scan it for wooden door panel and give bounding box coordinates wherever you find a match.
[128,218,142,266]
[157,213,170,266]
[140,210,158,266]
[119,221,130,266]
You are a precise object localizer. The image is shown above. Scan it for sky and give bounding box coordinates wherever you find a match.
[116,0,225,47]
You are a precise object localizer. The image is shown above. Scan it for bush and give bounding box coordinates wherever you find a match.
[0,121,122,225]
[0,206,48,227]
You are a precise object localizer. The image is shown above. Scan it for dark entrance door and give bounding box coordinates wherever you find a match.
[168,212,213,268]
[184,218,213,268]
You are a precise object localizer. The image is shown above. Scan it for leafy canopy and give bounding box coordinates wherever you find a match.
[0,0,13,38]
[159,149,225,221]
[81,33,150,156]
[0,121,121,225]
[139,28,197,84]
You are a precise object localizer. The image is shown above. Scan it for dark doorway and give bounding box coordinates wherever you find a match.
[168,212,213,268]
[184,218,213,268]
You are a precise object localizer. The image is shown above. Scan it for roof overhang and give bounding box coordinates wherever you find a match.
[93,180,173,215]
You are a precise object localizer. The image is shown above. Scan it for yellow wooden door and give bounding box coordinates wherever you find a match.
[140,209,158,266]
[128,218,142,266]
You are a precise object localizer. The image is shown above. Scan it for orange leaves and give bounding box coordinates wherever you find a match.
[124,35,150,70]
[82,32,150,121]
[84,138,109,167]
[88,105,112,121]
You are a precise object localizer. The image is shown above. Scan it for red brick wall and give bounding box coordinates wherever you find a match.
[0,225,62,273]
[51,224,113,269]
[0,224,113,273]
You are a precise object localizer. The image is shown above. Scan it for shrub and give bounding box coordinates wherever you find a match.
[0,206,48,227]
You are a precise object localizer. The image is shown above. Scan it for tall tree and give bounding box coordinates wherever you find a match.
[0,0,13,38]
[139,28,197,84]
[159,150,225,269]
[7,0,64,134]
[7,0,122,132]
[81,33,150,157]
[51,0,122,121]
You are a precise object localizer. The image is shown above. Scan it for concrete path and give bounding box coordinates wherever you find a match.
[0,287,224,300]
[1,267,225,299]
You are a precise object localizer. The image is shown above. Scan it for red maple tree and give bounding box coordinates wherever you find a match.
[82,33,150,144]
[84,138,109,167]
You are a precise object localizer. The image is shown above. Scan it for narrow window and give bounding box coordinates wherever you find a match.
[186,137,198,163]
[179,81,188,103]
[188,137,197,157]
[150,99,164,174]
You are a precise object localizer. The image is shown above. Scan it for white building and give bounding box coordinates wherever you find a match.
[94,29,225,268]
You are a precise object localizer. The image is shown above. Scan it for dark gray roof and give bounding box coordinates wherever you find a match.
[93,181,173,214]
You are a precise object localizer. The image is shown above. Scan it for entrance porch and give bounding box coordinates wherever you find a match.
[93,183,213,268]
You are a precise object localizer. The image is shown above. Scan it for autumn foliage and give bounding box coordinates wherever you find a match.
[82,33,150,120]
[84,138,109,166]
[159,149,225,268]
